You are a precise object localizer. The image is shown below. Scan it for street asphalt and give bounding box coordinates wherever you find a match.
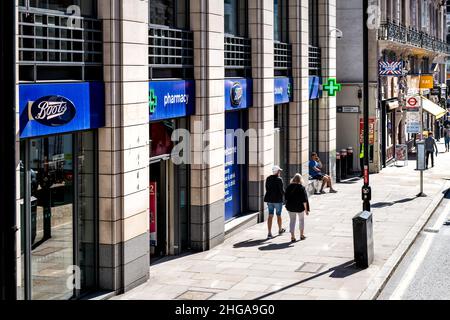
[378,192,450,300]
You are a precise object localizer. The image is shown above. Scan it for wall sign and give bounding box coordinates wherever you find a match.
[150,182,157,247]
[359,118,376,145]
[420,75,434,89]
[274,77,293,104]
[149,80,195,121]
[309,76,322,100]
[337,106,360,113]
[19,82,105,139]
[30,95,77,127]
[225,79,253,111]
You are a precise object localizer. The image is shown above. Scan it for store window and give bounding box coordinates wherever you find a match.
[224,0,248,37]
[20,131,98,300]
[274,0,288,43]
[150,0,189,30]
[19,0,97,17]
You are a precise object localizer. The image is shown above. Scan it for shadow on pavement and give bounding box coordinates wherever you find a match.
[371,197,417,209]
[233,239,269,248]
[257,242,295,251]
[254,260,359,300]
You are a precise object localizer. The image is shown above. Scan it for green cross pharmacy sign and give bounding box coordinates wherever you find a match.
[323,78,342,96]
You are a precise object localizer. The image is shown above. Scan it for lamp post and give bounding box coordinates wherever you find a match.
[0,0,17,300]
[362,0,372,212]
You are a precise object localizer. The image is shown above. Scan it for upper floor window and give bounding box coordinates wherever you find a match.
[309,0,319,46]
[19,0,97,17]
[274,0,288,43]
[150,0,189,30]
[224,0,248,37]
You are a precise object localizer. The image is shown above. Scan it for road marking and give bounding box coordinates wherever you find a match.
[388,200,449,300]
[389,233,434,300]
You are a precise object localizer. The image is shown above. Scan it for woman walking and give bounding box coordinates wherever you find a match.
[285,174,309,242]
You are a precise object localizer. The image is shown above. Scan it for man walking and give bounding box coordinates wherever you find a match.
[264,166,286,239]
[425,132,439,169]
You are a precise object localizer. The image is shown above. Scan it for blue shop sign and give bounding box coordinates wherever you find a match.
[309,76,322,100]
[149,80,195,122]
[274,77,293,104]
[19,82,105,139]
[225,79,253,111]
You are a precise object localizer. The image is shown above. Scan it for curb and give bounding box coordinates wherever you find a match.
[359,181,450,300]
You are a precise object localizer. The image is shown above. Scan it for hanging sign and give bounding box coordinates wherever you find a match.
[359,118,376,145]
[274,77,293,104]
[225,79,253,111]
[420,75,434,89]
[406,111,421,134]
[379,61,403,76]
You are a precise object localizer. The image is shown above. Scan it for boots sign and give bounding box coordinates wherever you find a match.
[29,96,77,127]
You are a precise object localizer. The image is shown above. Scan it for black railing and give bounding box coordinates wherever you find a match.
[224,35,252,69]
[18,7,103,81]
[309,45,321,72]
[379,20,450,54]
[274,41,292,70]
[149,25,194,68]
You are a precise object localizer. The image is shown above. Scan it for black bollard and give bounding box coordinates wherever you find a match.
[347,147,354,176]
[336,152,341,183]
[341,149,347,180]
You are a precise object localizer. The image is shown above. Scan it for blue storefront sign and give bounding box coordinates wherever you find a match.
[274,77,293,104]
[19,82,105,139]
[309,76,322,100]
[225,79,253,111]
[149,80,195,122]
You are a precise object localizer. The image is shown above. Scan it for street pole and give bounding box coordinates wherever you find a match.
[362,0,372,212]
[0,0,18,300]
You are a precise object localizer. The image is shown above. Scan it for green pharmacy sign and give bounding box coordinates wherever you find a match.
[323,78,342,97]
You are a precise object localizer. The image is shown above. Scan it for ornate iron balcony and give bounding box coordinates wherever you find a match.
[18,6,103,81]
[149,25,194,68]
[224,35,252,69]
[379,20,450,55]
[274,41,292,70]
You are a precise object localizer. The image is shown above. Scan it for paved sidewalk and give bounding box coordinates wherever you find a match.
[113,142,450,301]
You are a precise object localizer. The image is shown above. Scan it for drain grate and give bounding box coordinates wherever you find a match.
[175,290,215,300]
[295,262,325,274]
[423,228,439,233]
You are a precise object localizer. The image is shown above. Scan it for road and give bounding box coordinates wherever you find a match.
[378,192,450,300]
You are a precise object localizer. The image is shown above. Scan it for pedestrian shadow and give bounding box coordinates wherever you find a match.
[257,242,295,251]
[254,260,361,300]
[233,239,269,248]
[371,197,417,209]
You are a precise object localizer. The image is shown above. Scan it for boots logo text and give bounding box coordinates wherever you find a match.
[30,96,77,127]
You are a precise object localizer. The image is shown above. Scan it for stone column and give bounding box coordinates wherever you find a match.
[318,0,337,179]
[288,0,310,181]
[247,0,275,219]
[189,0,226,251]
[97,0,150,293]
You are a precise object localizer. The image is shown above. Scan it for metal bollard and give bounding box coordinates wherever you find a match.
[336,151,341,183]
[341,149,348,180]
[353,211,374,269]
[347,147,354,176]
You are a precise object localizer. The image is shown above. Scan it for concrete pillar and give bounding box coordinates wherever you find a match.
[247,0,275,218]
[97,0,150,293]
[318,0,337,179]
[189,0,226,251]
[288,0,310,181]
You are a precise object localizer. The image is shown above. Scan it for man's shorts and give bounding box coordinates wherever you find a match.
[311,173,325,181]
[267,203,283,216]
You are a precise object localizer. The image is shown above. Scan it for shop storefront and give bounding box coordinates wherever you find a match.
[149,80,194,257]
[19,82,105,300]
[274,77,293,183]
[224,79,252,221]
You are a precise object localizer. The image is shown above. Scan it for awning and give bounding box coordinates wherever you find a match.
[386,100,399,110]
[421,96,446,119]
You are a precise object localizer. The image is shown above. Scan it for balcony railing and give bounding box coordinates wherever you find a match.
[274,41,292,70]
[149,25,194,68]
[309,45,322,72]
[224,35,252,69]
[379,20,450,54]
[18,6,103,81]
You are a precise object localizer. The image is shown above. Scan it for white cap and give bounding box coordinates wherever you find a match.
[272,165,283,174]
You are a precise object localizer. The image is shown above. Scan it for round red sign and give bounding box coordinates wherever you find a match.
[408,97,417,107]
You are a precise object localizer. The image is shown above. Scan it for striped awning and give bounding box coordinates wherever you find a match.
[421,96,446,119]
